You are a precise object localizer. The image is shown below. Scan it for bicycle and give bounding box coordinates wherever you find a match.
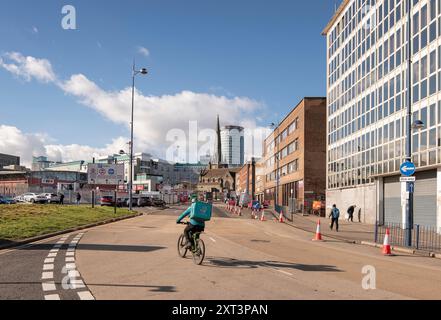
[177,222,206,265]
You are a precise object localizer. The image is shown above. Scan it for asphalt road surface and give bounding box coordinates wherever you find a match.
[2,206,441,300]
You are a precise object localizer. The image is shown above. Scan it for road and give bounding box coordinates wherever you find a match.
[1,205,441,300]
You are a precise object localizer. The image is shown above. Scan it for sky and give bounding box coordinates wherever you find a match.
[0,0,338,166]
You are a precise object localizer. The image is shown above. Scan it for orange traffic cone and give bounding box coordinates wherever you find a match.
[278,212,285,223]
[312,220,323,241]
[260,211,266,222]
[382,228,392,255]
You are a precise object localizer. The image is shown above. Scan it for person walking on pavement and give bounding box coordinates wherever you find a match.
[59,193,65,205]
[347,205,356,222]
[76,192,81,205]
[329,204,340,232]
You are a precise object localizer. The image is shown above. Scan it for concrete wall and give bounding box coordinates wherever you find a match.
[326,183,377,224]
[437,169,441,234]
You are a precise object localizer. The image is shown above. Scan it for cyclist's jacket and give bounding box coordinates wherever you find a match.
[176,204,206,227]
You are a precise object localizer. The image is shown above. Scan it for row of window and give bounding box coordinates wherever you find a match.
[265,159,300,183]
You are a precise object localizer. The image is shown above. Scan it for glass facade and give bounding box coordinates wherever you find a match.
[327,0,441,190]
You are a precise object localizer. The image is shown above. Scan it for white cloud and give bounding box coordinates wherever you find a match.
[0,52,56,83]
[1,52,269,164]
[32,26,39,34]
[0,125,128,168]
[137,46,150,57]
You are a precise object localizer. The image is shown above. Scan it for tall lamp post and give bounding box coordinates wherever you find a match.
[404,0,425,247]
[270,122,280,212]
[129,63,148,211]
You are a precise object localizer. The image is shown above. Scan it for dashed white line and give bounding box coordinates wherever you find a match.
[44,294,60,300]
[41,272,54,280]
[42,281,57,292]
[65,257,75,262]
[47,252,57,258]
[209,237,216,243]
[44,258,55,264]
[77,291,95,300]
[43,264,54,271]
[65,263,76,270]
[66,251,75,257]
[68,270,80,278]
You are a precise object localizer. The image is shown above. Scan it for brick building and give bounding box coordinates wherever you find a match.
[263,97,327,214]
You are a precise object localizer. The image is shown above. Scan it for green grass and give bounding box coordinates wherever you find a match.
[0,204,137,241]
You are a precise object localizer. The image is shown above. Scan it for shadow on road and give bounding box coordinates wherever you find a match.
[205,257,342,272]
[0,282,176,293]
[86,283,177,293]
[15,243,167,253]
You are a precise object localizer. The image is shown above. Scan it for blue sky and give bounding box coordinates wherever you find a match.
[0,0,338,164]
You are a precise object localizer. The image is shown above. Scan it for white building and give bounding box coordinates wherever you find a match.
[221,125,245,167]
[324,0,441,232]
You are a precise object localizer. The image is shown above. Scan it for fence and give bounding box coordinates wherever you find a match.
[375,222,441,253]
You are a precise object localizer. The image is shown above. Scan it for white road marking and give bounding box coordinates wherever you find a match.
[43,264,54,271]
[44,258,55,264]
[70,279,86,289]
[42,281,56,291]
[77,291,95,300]
[53,244,62,249]
[66,251,75,257]
[65,263,76,270]
[49,249,59,253]
[209,237,216,243]
[67,248,75,252]
[47,252,57,258]
[41,272,54,280]
[44,294,60,300]
[274,269,293,276]
[68,270,80,278]
[65,257,75,262]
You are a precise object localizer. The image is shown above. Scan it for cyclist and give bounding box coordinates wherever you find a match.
[176,199,206,249]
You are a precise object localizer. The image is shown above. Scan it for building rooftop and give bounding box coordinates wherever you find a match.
[322,0,350,36]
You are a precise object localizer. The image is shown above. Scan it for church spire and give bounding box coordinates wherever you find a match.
[216,115,222,165]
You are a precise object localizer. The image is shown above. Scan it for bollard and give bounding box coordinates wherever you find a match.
[416,224,420,250]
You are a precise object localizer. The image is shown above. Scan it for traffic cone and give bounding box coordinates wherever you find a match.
[312,220,323,241]
[278,212,285,223]
[382,228,392,256]
[260,211,266,221]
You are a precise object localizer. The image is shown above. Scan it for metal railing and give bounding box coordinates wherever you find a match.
[375,222,441,253]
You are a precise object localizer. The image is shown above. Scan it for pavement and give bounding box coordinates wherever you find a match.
[2,205,441,300]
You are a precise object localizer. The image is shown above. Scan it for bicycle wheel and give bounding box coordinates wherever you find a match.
[192,238,205,265]
[177,234,188,258]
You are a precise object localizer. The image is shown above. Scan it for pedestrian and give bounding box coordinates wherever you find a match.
[358,207,362,223]
[329,204,340,232]
[347,205,356,222]
[76,192,81,205]
[59,193,65,205]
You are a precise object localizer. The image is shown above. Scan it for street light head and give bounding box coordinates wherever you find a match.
[140,68,148,75]
[412,120,425,130]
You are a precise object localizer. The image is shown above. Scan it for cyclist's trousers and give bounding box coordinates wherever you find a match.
[184,224,205,243]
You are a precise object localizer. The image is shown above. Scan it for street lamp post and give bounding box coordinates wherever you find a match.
[129,62,148,211]
[404,1,425,247]
[270,122,280,212]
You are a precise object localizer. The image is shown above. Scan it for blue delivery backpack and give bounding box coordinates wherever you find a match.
[190,201,213,222]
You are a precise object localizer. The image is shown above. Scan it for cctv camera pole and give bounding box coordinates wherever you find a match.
[405,0,414,247]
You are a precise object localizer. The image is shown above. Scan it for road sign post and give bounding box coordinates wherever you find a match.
[401,161,416,247]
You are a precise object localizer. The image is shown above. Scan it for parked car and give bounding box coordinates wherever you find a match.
[41,193,60,204]
[100,196,126,207]
[137,196,153,207]
[13,195,25,203]
[22,193,48,204]
[124,197,138,208]
[152,198,166,207]
[0,195,17,204]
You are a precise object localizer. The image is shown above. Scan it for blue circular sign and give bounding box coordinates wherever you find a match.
[108,168,115,175]
[400,162,416,177]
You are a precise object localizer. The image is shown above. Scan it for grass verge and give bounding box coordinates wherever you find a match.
[0,204,137,242]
